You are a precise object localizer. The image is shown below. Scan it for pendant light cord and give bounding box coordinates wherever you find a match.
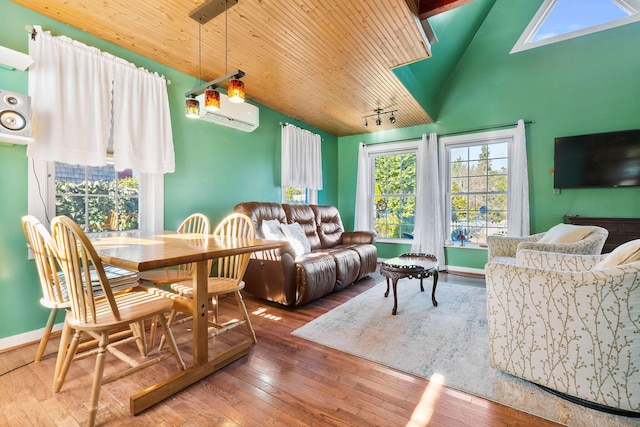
[225,0,228,75]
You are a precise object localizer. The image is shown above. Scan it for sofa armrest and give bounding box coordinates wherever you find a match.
[342,231,376,245]
[516,249,605,271]
[487,233,544,261]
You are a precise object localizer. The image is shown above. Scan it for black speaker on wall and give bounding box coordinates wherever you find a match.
[0,89,31,137]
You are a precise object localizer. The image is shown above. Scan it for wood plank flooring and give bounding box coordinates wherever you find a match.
[0,272,562,426]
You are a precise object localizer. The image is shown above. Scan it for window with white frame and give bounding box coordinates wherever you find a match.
[281,187,317,205]
[54,162,139,232]
[28,159,163,232]
[367,141,418,241]
[511,0,640,53]
[442,130,514,245]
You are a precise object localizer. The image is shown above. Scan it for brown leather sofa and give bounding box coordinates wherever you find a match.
[234,202,378,306]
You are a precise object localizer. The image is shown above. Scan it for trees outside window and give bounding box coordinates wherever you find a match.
[447,141,509,245]
[373,151,417,240]
[55,162,139,232]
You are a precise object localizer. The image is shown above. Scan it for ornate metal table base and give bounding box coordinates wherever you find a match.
[380,253,439,315]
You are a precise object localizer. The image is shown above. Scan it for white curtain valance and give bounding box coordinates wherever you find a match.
[27,25,175,174]
[281,124,322,190]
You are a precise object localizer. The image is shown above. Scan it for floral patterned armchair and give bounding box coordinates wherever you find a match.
[486,249,640,414]
[486,225,608,263]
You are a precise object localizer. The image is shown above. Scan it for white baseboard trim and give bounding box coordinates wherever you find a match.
[0,322,63,352]
[444,265,485,276]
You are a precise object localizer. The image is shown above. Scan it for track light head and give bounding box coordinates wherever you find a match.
[363,119,368,128]
[375,116,382,126]
[389,113,396,124]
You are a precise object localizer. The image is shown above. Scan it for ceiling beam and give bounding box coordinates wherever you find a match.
[417,0,476,20]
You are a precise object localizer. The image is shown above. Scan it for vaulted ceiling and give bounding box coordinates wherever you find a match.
[11,0,478,136]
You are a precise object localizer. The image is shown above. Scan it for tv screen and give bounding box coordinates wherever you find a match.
[554,129,640,189]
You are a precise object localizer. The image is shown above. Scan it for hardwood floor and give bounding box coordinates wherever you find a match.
[0,272,561,426]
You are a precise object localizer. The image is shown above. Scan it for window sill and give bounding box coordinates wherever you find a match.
[445,243,488,250]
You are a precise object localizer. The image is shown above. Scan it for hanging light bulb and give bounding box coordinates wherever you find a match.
[227,79,245,103]
[204,86,220,111]
[185,96,200,118]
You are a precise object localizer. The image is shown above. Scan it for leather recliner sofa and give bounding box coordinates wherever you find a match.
[234,202,377,306]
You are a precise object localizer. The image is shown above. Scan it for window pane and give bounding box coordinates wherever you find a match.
[55,162,140,232]
[55,195,86,225]
[448,140,509,245]
[284,187,307,204]
[373,152,416,240]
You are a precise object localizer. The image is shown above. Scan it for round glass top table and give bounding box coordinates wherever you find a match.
[379,253,439,315]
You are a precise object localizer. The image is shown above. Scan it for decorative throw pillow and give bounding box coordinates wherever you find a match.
[260,219,286,240]
[538,223,594,244]
[281,222,311,256]
[593,239,640,269]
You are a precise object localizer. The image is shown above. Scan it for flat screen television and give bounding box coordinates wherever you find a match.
[553,129,640,189]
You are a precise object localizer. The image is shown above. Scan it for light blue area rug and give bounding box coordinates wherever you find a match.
[292,279,639,426]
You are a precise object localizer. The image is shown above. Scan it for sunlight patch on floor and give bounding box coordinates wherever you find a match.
[252,307,282,321]
[406,373,445,427]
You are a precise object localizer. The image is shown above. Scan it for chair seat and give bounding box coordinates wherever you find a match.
[171,278,244,297]
[66,290,174,331]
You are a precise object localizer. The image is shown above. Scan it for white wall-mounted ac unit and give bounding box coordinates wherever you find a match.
[195,92,259,132]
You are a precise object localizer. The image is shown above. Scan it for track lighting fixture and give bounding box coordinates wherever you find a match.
[362,108,398,128]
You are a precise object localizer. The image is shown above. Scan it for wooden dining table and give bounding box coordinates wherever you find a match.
[90,230,287,415]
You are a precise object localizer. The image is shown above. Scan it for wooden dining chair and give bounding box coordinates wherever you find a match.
[138,213,210,346]
[50,215,186,427]
[138,213,211,286]
[22,215,140,377]
[168,212,257,344]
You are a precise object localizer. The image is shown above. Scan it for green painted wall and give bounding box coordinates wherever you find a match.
[0,0,338,340]
[338,0,640,269]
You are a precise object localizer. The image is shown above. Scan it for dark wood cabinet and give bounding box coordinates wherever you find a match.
[563,215,640,253]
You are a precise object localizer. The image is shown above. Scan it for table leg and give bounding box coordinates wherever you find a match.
[192,260,209,366]
[431,270,439,307]
[384,277,390,297]
[392,278,399,315]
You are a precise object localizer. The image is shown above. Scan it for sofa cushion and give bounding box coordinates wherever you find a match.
[593,239,640,269]
[321,247,361,291]
[283,204,321,250]
[311,205,344,248]
[294,253,337,305]
[261,219,286,240]
[344,243,378,280]
[235,202,287,238]
[538,223,594,244]
[281,222,311,256]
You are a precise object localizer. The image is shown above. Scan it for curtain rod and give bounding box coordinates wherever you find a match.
[25,24,172,85]
[362,120,533,146]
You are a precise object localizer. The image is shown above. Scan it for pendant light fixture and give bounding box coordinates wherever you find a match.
[224,0,244,104]
[185,17,205,118]
[185,0,245,108]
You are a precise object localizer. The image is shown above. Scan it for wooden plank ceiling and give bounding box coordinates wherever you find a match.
[12,0,470,136]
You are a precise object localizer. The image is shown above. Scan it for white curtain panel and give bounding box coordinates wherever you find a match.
[354,143,373,232]
[507,119,530,236]
[411,133,446,268]
[27,25,174,174]
[111,59,175,173]
[281,124,322,190]
[27,26,112,167]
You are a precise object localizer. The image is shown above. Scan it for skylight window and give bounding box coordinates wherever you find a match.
[511,0,640,53]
